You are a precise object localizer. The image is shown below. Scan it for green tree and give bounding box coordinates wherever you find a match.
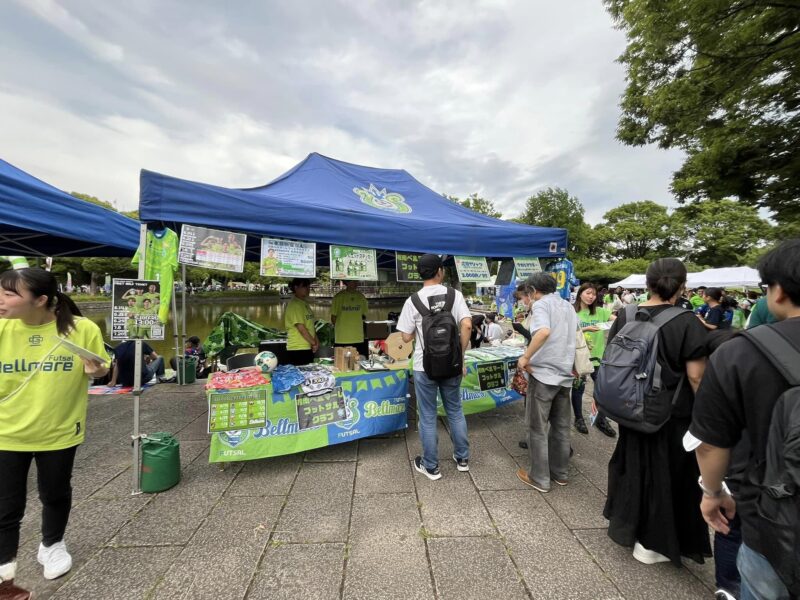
[595,200,678,260]
[674,198,773,267]
[515,187,590,256]
[70,192,117,211]
[447,193,503,218]
[81,257,136,292]
[605,0,800,226]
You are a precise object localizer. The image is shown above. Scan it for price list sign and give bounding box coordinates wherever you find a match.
[208,388,268,433]
[179,225,246,273]
[111,279,164,340]
[296,387,347,431]
[477,361,507,391]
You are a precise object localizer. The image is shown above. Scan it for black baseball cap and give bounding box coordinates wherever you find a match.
[417,254,443,279]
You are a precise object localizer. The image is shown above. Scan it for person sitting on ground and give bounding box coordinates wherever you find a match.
[168,336,209,378]
[108,340,166,387]
[483,313,505,344]
[515,273,578,493]
[603,258,710,566]
[571,282,617,437]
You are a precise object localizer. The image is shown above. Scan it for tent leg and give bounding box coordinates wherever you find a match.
[131,223,147,496]
[181,265,187,374]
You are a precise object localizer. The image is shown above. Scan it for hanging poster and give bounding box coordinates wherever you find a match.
[454,256,491,282]
[330,245,377,280]
[179,225,246,273]
[260,238,316,278]
[514,257,542,278]
[395,251,423,283]
[111,279,164,340]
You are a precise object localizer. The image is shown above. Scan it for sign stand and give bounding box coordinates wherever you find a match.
[131,224,147,495]
[181,264,187,383]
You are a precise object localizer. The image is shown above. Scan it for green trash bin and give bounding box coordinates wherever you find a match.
[177,356,197,384]
[140,432,181,493]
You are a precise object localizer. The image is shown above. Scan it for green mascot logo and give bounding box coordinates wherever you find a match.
[353,184,412,214]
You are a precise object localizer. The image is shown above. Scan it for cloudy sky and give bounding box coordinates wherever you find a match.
[0,0,684,224]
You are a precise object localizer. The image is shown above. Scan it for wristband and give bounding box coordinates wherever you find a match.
[698,476,730,498]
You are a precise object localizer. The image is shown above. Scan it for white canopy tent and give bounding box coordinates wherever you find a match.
[686,267,761,288]
[609,274,648,289]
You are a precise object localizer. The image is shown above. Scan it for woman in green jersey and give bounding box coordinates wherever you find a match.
[571,283,617,437]
[284,278,319,365]
[0,269,107,591]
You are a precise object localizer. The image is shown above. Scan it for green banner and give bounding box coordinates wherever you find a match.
[330,245,377,280]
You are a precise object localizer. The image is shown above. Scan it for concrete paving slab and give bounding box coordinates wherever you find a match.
[482,490,621,599]
[465,429,531,491]
[355,437,414,495]
[540,470,610,529]
[344,492,432,599]
[15,496,151,599]
[248,542,345,600]
[575,529,711,599]
[571,446,610,495]
[481,414,528,457]
[227,454,302,497]
[151,496,283,600]
[48,546,181,600]
[428,536,528,600]
[304,440,359,462]
[415,470,495,537]
[273,462,355,543]
[174,413,214,441]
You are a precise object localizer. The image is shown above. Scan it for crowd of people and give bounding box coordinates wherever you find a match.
[1,240,798,599]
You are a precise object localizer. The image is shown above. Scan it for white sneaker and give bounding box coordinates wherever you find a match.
[632,541,670,564]
[0,560,16,582]
[37,540,72,579]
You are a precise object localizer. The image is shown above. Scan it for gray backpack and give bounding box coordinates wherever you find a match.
[594,304,686,433]
[742,325,800,596]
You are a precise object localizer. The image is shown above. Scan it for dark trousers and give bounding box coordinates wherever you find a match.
[285,349,315,366]
[570,370,610,426]
[715,512,742,598]
[0,446,78,563]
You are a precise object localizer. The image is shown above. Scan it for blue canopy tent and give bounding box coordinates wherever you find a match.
[139,153,567,262]
[0,158,139,257]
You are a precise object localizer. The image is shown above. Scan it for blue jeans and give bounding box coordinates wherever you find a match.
[414,370,469,470]
[144,356,165,384]
[738,542,790,600]
[714,513,741,597]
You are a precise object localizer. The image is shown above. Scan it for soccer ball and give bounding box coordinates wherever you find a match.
[254,351,278,373]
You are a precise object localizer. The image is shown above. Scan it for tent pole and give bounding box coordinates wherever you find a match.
[172,287,181,384]
[132,223,147,495]
[181,264,187,379]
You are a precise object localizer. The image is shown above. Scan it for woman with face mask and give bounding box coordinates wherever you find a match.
[0,268,108,596]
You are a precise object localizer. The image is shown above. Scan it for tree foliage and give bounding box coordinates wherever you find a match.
[674,198,772,267]
[515,187,591,255]
[605,0,800,225]
[447,193,503,218]
[594,200,679,259]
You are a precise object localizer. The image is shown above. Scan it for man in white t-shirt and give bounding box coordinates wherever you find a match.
[397,254,472,481]
[483,314,505,344]
[515,272,578,493]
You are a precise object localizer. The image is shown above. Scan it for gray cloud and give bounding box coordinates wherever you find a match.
[0,0,683,225]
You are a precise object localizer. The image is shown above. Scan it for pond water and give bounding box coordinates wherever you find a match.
[84,299,404,357]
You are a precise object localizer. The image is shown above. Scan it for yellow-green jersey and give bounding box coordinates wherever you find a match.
[331,290,367,344]
[0,317,108,451]
[576,307,612,361]
[285,298,315,351]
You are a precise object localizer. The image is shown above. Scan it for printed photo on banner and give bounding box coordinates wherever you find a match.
[395,251,423,282]
[330,245,377,280]
[178,225,246,273]
[111,279,164,341]
[513,257,542,278]
[260,238,316,278]
[454,256,490,282]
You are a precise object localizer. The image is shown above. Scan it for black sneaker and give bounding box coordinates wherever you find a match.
[574,417,589,434]
[413,456,441,480]
[518,440,528,449]
[452,454,469,472]
[595,418,617,438]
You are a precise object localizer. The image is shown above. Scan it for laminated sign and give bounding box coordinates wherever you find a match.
[260,238,316,278]
[454,256,490,282]
[330,245,377,281]
[395,252,423,283]
[179,225,246,273]
[111,279,164,340]
[514,257,542,278]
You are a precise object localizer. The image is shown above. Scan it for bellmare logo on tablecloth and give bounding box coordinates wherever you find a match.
[353,184,412,214]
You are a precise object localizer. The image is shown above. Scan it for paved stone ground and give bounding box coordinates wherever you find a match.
[15,381,716,599]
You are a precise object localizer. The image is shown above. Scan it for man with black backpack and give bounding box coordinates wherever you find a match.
[397,254,472,481]
[691,239,800,599]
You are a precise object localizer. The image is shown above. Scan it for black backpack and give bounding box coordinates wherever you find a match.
[594,304,686,433]
[742,325,800,596]
[410,287,462,380]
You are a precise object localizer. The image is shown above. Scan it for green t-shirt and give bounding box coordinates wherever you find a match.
[0,317,108,451]
[262,256,279,276]
[690,295,705,309]
[747,296,777,328]
[331,290,368,344]
[576,307,612,361]
[285,297,315,351]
